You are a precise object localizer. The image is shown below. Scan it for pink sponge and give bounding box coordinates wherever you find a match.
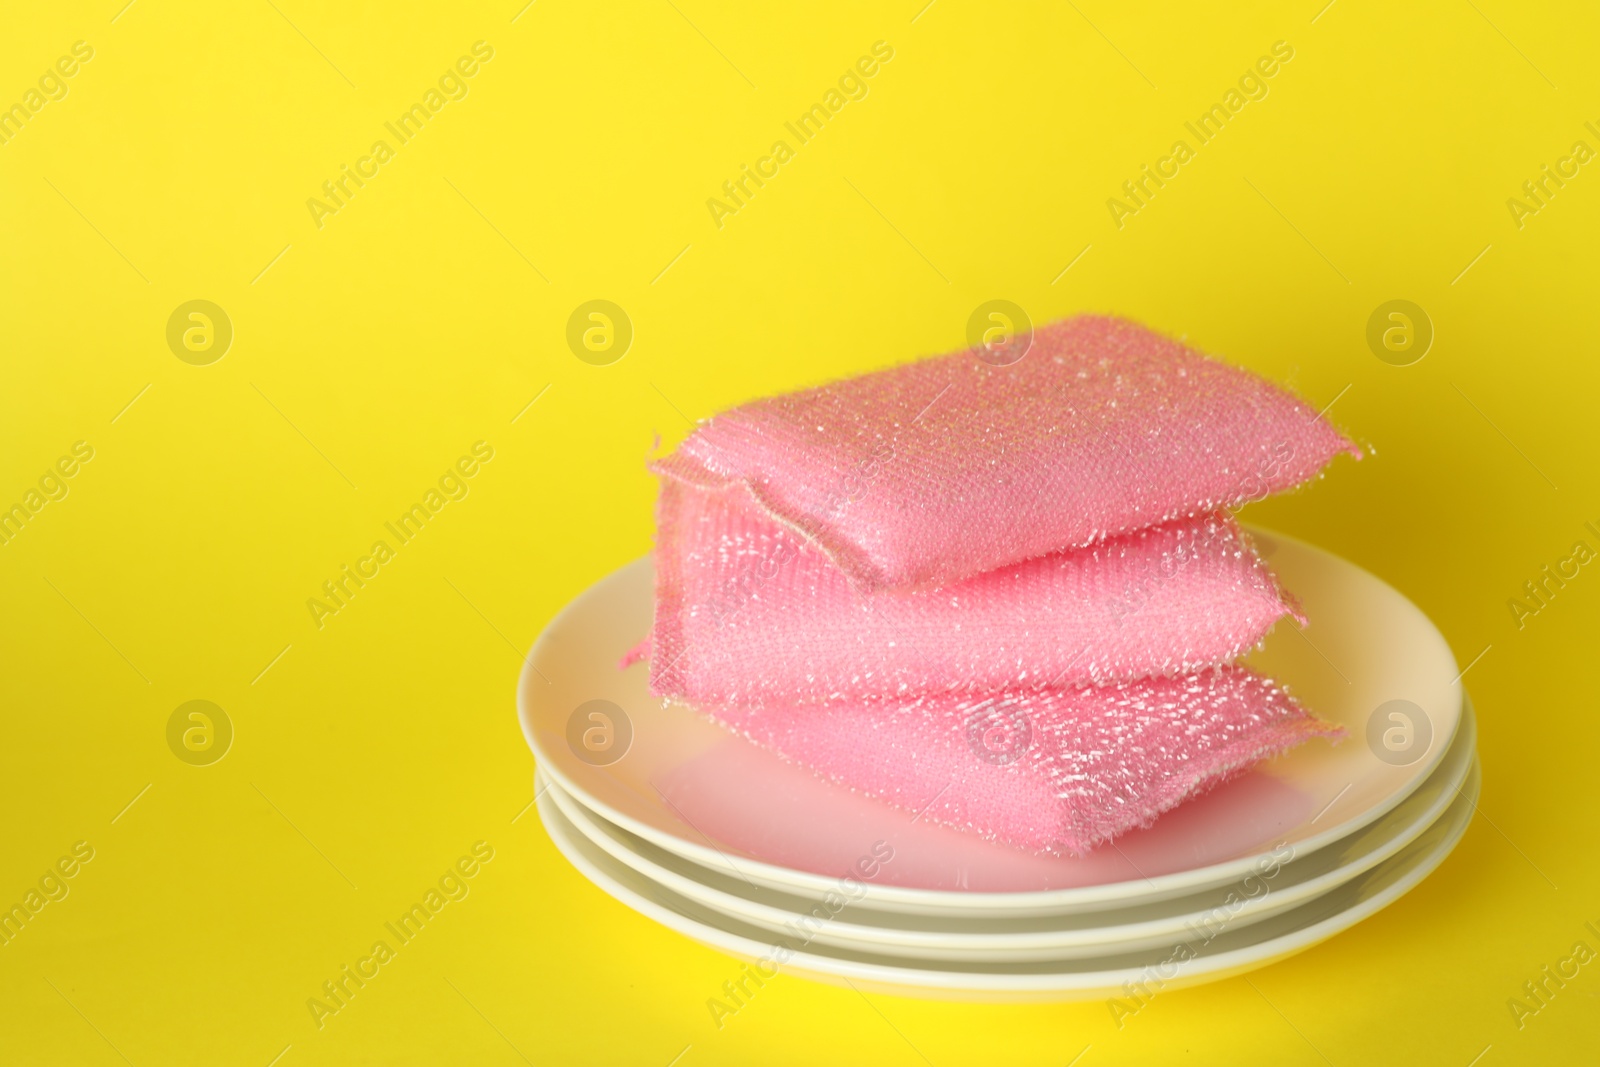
[652,315,1359,591]
[650,478,1299,705]
[700,666,1342,855]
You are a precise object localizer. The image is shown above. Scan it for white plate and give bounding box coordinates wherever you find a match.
[542,697,1474,962]
[520,529,1464,915]
[537,758,1478,1000]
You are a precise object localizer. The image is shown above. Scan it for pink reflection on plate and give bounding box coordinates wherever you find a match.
[654,731,1314,894]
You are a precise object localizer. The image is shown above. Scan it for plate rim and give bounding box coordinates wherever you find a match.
[519,526,1465,911]
[534,758,1478,994]
[542,700,1475,953]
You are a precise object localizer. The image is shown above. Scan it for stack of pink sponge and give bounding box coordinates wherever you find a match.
[633,316,1359,854]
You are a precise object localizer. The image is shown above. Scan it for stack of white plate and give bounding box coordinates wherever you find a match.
[520,530,1478,1000]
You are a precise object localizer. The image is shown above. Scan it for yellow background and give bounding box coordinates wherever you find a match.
[2,0,1597,1063]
